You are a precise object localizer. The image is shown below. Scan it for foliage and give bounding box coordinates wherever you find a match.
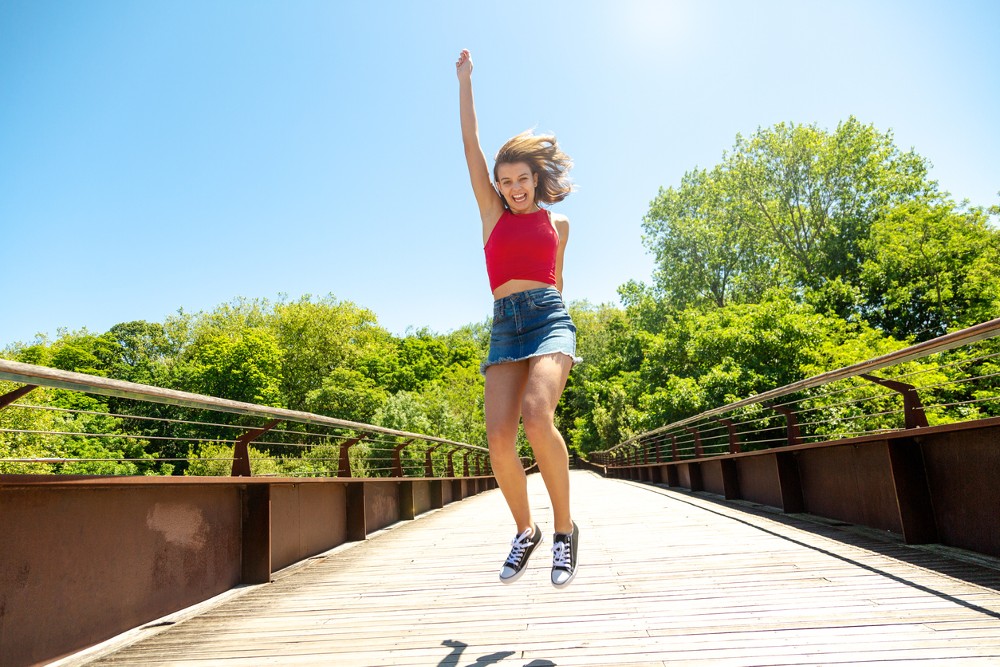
[643,166,776,308]
[3,120,999,473]
[0,381,172,475]
[860,199,1000,339]
[306,368,388,424]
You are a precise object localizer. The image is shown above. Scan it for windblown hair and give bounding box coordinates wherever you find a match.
[493,130,575,208]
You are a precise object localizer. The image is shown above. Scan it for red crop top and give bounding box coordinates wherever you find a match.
[483,208,559,293]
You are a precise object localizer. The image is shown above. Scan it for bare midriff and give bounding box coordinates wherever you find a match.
[492,279,556,301]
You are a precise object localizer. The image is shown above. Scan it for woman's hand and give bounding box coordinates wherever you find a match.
[456,49,473,81]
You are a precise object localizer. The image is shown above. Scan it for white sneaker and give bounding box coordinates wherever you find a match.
[551,521,579,588]
[499,524,542,584]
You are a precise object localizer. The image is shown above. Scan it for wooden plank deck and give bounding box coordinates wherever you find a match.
[72,471,1000,666]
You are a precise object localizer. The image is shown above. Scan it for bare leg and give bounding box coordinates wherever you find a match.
[521,353,575,534]
[484,360,531,533]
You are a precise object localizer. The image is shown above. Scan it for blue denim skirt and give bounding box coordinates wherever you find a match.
[481,287,582,375]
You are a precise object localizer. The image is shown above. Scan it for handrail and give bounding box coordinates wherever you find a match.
[0,359,493,477]
[594,315,1000,461]
[0,359,485,453]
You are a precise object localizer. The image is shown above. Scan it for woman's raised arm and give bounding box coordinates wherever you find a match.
[456,50,504,230]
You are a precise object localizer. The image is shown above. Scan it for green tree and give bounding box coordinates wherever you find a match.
[102,320,175,385]
[182,328,284,405]
[860,198,1000,339]
[271,295,390,410]
[728,117,934,294]
[643,166,777,308]
[305,368,388,424]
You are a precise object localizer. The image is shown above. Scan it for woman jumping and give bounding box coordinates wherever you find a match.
[455,48,580,588]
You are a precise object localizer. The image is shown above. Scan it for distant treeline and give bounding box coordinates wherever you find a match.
[3,117,998,474]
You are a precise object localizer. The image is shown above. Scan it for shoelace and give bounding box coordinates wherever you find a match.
[505,527,534,566]
[552,538,572,569]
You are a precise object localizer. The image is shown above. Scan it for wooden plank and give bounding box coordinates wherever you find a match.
[74,471,1000,667]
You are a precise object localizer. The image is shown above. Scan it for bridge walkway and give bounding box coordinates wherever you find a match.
[72,471,1000,666]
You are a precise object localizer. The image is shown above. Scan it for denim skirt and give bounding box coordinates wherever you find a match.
[481,286,582,375]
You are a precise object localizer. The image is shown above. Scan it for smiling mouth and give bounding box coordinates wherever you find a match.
[511,193,528,204]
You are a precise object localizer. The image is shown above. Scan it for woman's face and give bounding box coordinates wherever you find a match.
[495,162,538,214]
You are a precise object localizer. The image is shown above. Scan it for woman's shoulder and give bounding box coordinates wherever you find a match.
[549,211,570,230]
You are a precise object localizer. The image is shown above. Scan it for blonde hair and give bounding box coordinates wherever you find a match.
[493,130,575,207]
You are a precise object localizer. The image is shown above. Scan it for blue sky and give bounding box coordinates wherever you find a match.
[2,0,998,348]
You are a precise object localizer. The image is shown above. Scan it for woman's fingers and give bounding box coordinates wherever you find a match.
[456,49,472,73]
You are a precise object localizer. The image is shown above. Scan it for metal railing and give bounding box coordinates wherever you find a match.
[0,359,496,479]
[590,316,1000,467]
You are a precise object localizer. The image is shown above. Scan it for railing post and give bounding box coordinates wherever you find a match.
[391,439,414,477]
[446,448,457,478]
[425,445,439,477]
[717,418,741,454]
[241,484,271,583]
[0,384,37,410]
[655,439,662,463]
[887,437,939,544]
[462,451,470,477]
[671,435,679,461]
[685,426,704,458]
[860,374,929,429]
[769,404,802,447]
[338,435,367,478]
[231,419,281,477]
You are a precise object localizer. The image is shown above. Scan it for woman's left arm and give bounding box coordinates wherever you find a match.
[553,214,570,294]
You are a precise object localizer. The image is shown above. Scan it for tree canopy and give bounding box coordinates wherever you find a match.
[3,118,998,471]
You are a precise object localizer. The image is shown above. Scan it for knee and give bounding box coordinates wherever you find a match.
[521,403,555,442]
[486,421,517,447]
[486,426,520,464]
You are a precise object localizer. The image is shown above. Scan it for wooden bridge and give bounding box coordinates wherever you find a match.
[4,317,1000,666]
[51,470,1000,667]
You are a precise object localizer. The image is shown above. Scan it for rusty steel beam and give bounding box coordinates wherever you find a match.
[231,419,281,477]
[887,438,939,544]
[425,445,440,478]
[717,418,742,454]
[769,404,803,447]
[391,439,414,478]
[860,373,929,429]
[775,451,805,513]
[721,459,740,499]
[241,484,271,583]
[685,426,704,457]
[0,384,37,410]
[338,435,368,478]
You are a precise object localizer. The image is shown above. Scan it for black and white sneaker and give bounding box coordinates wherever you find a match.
[499,524,542,584]
[551,521,579,588]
